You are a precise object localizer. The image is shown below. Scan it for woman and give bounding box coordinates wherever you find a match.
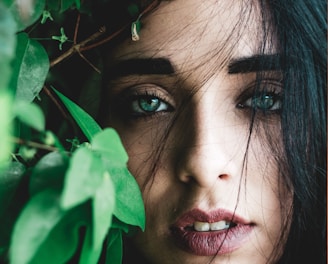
[97,0,326,263]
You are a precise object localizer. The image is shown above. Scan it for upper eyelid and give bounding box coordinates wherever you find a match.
[113,83,177,108]
[235,78,283,103]
[236,79,283,99]
[107,75,178,94]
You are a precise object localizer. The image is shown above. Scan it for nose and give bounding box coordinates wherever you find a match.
[173,96,241,188]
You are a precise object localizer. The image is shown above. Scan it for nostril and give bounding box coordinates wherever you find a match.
[218,174,229,180]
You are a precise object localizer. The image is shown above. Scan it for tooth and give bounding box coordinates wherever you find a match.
[210,220,230,231]
[194,221,210,231]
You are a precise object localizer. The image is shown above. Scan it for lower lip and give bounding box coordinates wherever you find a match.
[171,224,254,256]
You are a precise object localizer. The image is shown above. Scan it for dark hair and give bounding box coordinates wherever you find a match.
[97,0,326,263]
[267,1,326,263]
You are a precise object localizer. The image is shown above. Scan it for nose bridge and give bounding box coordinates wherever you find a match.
[174,86,239,188]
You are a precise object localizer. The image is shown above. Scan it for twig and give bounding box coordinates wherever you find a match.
[140,0,160,17]
[43,86,70,120]
[81,0,160,51]
[80,26,125,52]
[12,137,59,152]
[42,85,78,133]
[73,12,81,44]
[50,0,160,67]
[78,51,101,73]
[50,27,106,67]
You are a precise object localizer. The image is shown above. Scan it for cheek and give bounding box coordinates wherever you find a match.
[247,132,288,207]
[248,122,284,182]
[246,132,292,244]
[114,122,168,187]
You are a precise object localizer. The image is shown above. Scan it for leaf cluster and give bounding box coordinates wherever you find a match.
[0,1,146,263]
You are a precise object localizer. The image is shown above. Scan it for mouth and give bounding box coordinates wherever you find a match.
[170,209,254,256]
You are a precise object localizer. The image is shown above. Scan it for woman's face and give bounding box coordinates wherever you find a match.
[103,0,292,263]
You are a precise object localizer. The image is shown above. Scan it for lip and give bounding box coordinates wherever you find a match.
[170,208,254,256]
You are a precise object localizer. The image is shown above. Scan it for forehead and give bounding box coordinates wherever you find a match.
[109,0,273,72]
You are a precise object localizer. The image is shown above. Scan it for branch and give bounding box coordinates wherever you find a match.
[12,137,59,152]
[80,25,126,52]
[49,0,160,67]
[42,86,78,134]
[82,0,160,51]
[73,12,81,44]
[50,27,106,67]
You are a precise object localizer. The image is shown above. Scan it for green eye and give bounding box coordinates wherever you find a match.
[238,93,282,112]
[252,94,281,110]
[130,95,171,114]
[137,97,161,112]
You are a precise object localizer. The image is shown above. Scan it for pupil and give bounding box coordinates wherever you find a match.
[139,97,160,112]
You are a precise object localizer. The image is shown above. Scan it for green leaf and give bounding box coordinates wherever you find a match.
[10,189,90,264]
[111,217,130,233]
[10,189,80,264]
[92,171,115,249]
[60,0,78,12]
[0,3,17,91]
[80,172,115,264]
[13,101,45,131]
[9,0,46,31]
[106,229,123,264]
[127,3,139,17]
[29,204,89,264]
[92,128,128,165]
[108,167,145,230]
[29,151,68,196]
[0,162,26,216]
[46,0,80,12]
[61,147,116,252]
[46,0,60,11]
[0,4,16,164]
[61,147,104,210]
[92,129,145,231]
[10,33,49,102]
[53,88,102,142]
[0,92,13,163]
[2,0,14,7]
[79,228,102,264]
[19,145,37,161]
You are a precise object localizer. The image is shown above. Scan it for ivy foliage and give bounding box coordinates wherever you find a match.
[0,0,145,263]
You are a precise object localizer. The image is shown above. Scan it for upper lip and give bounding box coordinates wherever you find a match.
[172,208,252,229]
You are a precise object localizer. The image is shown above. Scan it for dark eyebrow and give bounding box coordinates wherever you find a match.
[228,54,282,74]
[108,58,175,78]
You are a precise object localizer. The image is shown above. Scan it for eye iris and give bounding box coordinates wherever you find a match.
[139,97,160,112]
[253,94,274,110]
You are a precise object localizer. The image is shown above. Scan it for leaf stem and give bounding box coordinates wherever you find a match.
[12,137,59,152]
